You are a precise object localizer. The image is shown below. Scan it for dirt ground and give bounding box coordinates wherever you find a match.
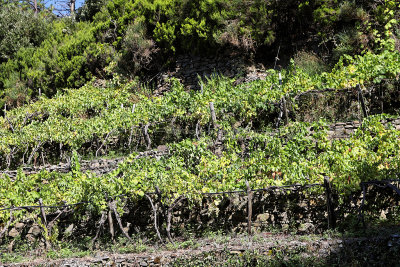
[3,226,400,266]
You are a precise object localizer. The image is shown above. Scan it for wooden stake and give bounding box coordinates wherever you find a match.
[245,181,253,235]
[209,102,217,129]
[195,120,201,140]
[142,123,151,150]
[38,198,47,226]
[358,183,366,229]
[357,84,368,118]
[109,200,132,242]
[108,209,115,242]
[323,177,336,229]
[38,198,51,249]
[282,97,289,125]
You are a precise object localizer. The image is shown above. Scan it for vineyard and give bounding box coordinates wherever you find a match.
[1,0,400,265]
[0,41,400,254]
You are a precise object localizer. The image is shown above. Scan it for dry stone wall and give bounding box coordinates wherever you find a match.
[0,149,169,178]
[154,53,267,94]
[325,117,400,139]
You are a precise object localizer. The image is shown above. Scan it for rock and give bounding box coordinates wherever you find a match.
[15,222,25,230]
[157,145,168,152]
[8,228,19,238]
[28,224,41,236]
[298,223,314,233]
[256,213,270,222]
[65,224,74,235]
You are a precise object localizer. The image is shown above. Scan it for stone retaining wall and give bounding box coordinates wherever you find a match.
[326,117,400,139]
[0,149,169,178]
[154,53,267,94]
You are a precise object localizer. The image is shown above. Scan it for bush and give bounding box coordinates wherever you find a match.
[0,4,51,63]
[118,22,158,75]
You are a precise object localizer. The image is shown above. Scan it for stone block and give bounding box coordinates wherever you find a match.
[8,228,19,238]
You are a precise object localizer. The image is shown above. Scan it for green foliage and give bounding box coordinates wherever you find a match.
[1,0,399,103]
[0,49,399,167]
[0,19,114,104]
[92,0,276,53]
[1,0,400,237]
[118,21,158,75]
[1,115,399,239]
[0,4,51,63]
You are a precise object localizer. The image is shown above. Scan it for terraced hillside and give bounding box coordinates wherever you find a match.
[1,24,400,267]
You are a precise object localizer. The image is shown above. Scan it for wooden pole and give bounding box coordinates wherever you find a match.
[108,209,115,242]
[357,84,368,118]
[323,177,336,229]
[245,180,253,235]
[209,102,217,129]
[142,123,151,149]
[38,198,51,249]
[38,198,47,226]
[279,73,289,125]
[282,97,288,125]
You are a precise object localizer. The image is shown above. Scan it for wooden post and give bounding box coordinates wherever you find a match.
[195,120,201,140]
[128,104,136,147]
[357,84,368,118]
[282,97,289,125]
[38,198,51,249]
[245,180,253,235]
[209,102,217,129]
[108,209,115,242]
[142,123,151,149]
[323,177,336,229]
[358,183,366,229]
[38,198,47,226]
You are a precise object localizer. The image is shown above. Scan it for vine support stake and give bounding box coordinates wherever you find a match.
[282,97,289,126]
[209,102,217,129]
[323,177,336,229]
[357,84,368,118]
[195,120,201,140]
[38,198,51,249]
[108,209,115,242]
[142,123,151,150]
[245,180,253,235]
[109,200,132,242]
[358,183,366,229]
[38,198,47,226]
